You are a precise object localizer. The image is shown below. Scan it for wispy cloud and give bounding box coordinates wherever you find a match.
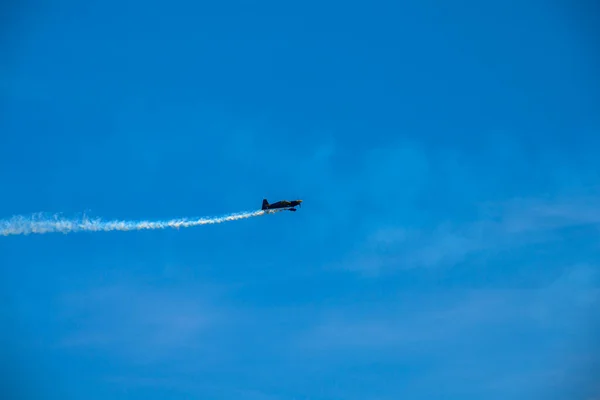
[338,193,600,274]
[292,264,599,398]
[56,282,227,364]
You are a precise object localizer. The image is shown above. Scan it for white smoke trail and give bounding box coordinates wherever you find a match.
[0,209,284,236]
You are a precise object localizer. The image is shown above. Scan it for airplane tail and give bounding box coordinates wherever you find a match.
[261,199,269,210]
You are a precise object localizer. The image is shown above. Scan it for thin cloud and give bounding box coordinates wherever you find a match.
[340,194,600,273]
[291,265,599,397]
[56,282,224,363]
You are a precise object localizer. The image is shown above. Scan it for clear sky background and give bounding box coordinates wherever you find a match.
[1,1,600,399]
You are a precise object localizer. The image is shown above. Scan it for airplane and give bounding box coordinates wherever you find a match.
[261,198,303,212]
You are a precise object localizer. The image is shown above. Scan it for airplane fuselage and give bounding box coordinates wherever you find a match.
[262,199,302,211]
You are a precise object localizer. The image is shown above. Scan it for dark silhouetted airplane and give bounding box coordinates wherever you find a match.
[261,198,303,212]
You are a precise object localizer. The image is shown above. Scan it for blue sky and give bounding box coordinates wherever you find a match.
[1,0,600,399]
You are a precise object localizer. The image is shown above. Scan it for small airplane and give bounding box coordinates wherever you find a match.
[261,198,303,212]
